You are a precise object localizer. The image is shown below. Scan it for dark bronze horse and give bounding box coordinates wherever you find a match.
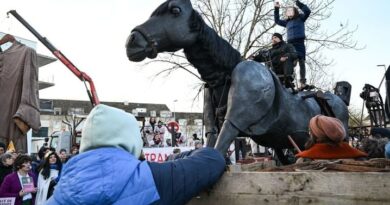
[125,0,349,163]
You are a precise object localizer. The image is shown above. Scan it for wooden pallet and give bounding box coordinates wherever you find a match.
[260,159,390,172]
[189,171,390,205]
[188,159,390,205]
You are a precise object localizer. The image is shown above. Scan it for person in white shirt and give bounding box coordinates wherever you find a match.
[35,151,62,205]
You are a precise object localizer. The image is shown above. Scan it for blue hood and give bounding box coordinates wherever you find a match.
[47,147,159,205]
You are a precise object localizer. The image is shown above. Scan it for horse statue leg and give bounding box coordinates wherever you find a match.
[214,61,276,155]
[203,86,219,147]
[214,120,240,155]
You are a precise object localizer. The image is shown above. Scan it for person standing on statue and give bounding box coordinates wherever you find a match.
[274,0,311,89]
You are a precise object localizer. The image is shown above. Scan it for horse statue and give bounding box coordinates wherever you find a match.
[125,0,349,163]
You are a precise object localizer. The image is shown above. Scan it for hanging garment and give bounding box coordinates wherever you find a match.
[0,41,40,151]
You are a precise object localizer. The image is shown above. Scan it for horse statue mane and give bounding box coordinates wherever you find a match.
[183,11,242,80]
[151,0,242,88]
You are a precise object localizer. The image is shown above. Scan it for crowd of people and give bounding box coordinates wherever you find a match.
[1,1,390,204]
[45,104,225,205]
[0,143,79,205]
[142,117,202,148]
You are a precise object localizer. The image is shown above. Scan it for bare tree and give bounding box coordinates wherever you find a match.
[147,0,362,90]
[348,105,369,127]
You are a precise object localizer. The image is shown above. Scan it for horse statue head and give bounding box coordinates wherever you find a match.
[126,0,200,62]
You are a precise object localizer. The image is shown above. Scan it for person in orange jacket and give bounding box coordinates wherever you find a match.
[296,115,367,161]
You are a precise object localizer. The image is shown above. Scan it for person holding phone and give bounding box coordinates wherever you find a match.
[274,0,311,89]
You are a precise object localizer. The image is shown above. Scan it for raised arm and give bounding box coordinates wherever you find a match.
[296,0,311,22]
[274,2,287,27]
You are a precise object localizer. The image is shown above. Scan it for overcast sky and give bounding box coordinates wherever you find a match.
[1,0,389,113]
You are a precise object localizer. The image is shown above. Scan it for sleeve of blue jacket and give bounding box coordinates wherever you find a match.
[274,7,287,27]
[148,147,225,205]
[296,0,311,22]
[385,141,390,159]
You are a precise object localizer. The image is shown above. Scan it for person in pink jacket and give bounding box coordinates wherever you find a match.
[0,155,38,205]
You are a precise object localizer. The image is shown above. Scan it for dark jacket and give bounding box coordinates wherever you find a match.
[0,172,37,205]
[274,1,311,41]
[31,159,41,176]
[0,162,13,185]
[253,41,297,70]
[149,147,225,205]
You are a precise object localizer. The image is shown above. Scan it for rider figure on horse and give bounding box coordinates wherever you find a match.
[251,33,297,89]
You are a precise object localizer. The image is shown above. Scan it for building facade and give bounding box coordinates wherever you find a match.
[34,99,203,152]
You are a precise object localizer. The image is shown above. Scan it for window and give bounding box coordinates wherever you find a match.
[32,127,48,138]
[39,100,53,111]
[54,107,62,115]
[68,107,85,115]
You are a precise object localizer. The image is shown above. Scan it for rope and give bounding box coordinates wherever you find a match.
[213,76,230,125]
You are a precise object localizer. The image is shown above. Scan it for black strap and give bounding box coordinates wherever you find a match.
[302,91,336,117]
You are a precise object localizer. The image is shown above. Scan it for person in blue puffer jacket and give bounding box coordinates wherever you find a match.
[274,0,311,89]
[46,104,225,205]
[385,141,390,159]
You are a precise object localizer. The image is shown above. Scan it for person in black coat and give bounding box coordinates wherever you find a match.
[251,33,298,88]
[0,142,6,155]
[0,153,14,185]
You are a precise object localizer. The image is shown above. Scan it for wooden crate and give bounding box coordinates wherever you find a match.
[188,171,390,205]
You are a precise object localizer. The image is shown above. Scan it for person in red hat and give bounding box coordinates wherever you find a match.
[296,115,367,161]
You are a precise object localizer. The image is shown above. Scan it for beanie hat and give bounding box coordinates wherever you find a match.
[80,104,143,158]
[272,33,283,41]
[309,115,346,143]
